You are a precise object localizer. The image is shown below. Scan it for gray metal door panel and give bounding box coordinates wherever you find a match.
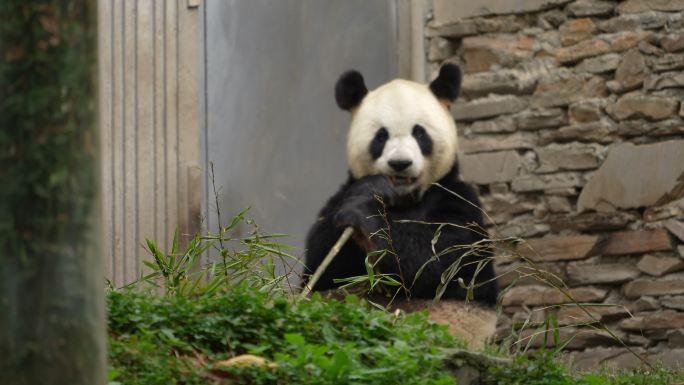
[203,1,398,265]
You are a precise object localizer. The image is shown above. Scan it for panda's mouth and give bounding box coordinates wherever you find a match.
[389,175,417,186]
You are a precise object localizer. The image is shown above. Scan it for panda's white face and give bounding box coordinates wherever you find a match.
[347,79,458,194]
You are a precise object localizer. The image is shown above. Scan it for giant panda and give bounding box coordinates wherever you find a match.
[303,64,498,333]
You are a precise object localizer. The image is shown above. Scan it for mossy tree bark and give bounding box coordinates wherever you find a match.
[0,1,105,384]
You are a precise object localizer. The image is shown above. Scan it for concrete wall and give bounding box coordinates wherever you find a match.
[202,1,399,264]
[98,0,201,287]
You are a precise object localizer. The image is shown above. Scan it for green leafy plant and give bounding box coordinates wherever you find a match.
[122,207,299,298]
[486,350,684,385]
[107,286,463,385]
[579,367,684,385]
[137,228,211,296]
[487,350,575,385]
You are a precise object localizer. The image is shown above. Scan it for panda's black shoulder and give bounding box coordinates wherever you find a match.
[425,163,484,221]
[432,162,473,195]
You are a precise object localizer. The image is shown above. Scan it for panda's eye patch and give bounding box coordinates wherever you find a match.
[412,125,433,156]
[369,127,389,159]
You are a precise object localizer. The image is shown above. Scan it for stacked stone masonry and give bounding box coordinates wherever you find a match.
[428,0,684,370]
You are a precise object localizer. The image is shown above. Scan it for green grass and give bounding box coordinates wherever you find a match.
[107,286,463,385]
[107,286,684,385]
[487,351,684,385]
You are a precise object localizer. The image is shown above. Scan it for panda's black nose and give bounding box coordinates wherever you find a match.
[388,159,413,172]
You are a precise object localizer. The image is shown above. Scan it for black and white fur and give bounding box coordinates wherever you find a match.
[303,64,497,305]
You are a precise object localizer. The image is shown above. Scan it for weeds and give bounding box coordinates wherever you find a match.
[121,207,300,298]
[107,286,462,385]
[105,175,682,383]
[486,350,684,385]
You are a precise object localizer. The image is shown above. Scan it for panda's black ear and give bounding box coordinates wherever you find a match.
[335,70,368,111]
[429,63,462,103]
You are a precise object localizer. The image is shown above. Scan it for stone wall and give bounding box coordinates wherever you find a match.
[426,0,684,370]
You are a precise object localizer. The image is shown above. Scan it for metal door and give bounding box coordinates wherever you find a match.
[202,1,399,270]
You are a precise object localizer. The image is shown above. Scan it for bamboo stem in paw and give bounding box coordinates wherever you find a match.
[299,226,354,299]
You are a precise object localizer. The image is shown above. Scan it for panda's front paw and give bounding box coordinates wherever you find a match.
[333,175,397,237]
[334,199,385,252]
[333,194,384,235]
[347,174,399,205]
[333,201,381,252]
[333,195,377,233]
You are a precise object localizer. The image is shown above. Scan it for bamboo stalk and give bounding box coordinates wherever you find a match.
[299,226,354,299]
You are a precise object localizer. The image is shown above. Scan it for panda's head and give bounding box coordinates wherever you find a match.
[335,64,462,195]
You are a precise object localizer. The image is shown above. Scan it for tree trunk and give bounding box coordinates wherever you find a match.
[0,1,105,384]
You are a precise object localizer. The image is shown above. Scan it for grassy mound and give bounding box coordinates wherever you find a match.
[107,286,463,385]
[107,286,684,385]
